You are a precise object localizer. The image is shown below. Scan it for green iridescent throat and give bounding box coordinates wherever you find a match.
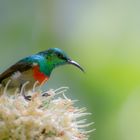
[43,56,67,76]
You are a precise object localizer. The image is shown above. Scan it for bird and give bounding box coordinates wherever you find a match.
[0,48,84,100]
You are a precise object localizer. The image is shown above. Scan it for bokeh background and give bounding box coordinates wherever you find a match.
[0,0,140,140]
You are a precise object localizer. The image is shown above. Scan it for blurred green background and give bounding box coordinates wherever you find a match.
[0,0,140,140]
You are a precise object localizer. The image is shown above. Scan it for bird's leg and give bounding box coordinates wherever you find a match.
[24,93,31,101]
[20,84,31,101]
[42,91,51,97]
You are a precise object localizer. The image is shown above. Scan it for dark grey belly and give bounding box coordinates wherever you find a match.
[0,70,38,95]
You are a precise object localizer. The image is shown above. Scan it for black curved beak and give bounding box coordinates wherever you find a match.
[68,59,85,72]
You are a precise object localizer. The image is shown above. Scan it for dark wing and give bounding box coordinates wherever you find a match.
[0,61,32,83]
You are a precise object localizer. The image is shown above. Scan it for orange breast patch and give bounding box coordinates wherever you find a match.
[33,66,49,84]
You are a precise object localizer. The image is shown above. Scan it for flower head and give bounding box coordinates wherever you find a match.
[0,87,94,140]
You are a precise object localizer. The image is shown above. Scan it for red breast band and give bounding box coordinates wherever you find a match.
[33,66,49,84]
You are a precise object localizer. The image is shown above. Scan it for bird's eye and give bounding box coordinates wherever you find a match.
[57,53,62,58]
[56,52,67,60]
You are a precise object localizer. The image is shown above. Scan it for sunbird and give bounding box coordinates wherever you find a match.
[0,48,84,100]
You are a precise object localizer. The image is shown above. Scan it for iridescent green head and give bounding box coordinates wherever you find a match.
[39,48,84,75]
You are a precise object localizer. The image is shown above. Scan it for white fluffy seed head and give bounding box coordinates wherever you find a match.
[0,87,94,140]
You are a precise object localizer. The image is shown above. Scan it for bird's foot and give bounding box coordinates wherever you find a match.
[42,92,51,97]
[24,95,32,101]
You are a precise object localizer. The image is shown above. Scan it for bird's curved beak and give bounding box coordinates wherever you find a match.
[68,59,85,72]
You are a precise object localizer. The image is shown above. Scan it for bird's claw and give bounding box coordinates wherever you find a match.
[24,95,32,101]
[42,92,51,97]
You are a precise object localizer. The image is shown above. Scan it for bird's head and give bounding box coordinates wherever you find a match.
[39,48,84,73]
